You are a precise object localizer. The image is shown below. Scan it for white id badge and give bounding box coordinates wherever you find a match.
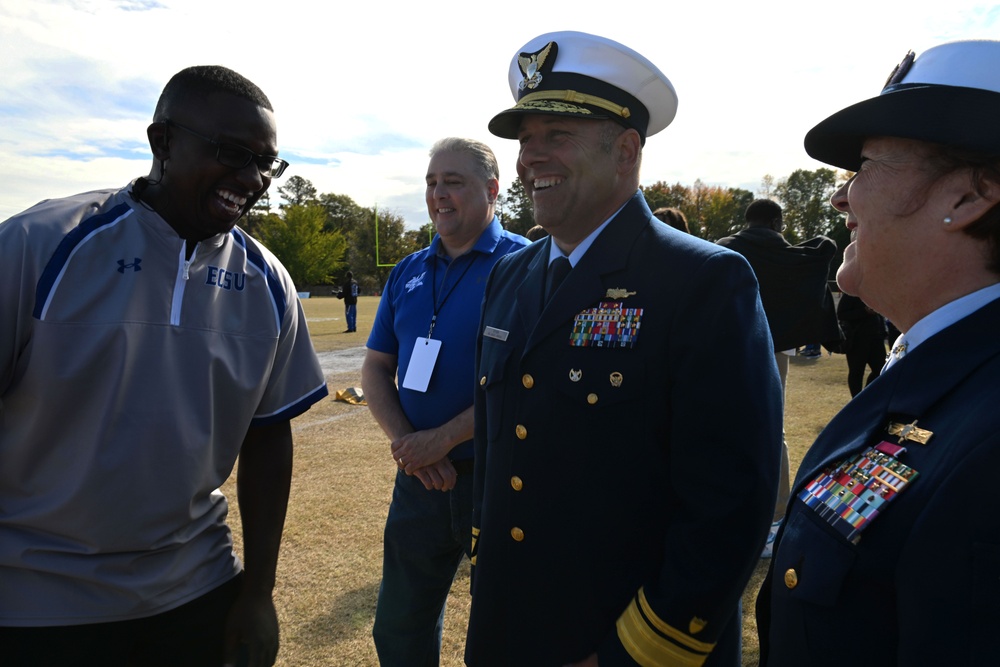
[401,337,442,392]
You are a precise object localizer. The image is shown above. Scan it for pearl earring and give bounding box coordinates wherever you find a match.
[943,216,953,224]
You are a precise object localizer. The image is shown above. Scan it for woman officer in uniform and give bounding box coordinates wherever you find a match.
[757,40,1000,666]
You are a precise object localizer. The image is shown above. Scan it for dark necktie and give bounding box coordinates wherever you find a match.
[545,256,572,303]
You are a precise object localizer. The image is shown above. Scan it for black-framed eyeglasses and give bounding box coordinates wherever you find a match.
[165,120,289,178]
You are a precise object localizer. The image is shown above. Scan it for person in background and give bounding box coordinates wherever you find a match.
[0,65,328,667]
[798,342,823,359]
[467,30,781,667]
[362,137,528,665]
[653,206,691,234]
[525,224,548,241]
[336,270,359,332]
[836,293,886,396]
[758,40,1000,666]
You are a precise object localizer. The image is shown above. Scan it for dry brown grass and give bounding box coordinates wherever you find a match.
[224,297,853,666]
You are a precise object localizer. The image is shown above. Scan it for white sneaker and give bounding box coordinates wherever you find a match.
[761,520,782,559]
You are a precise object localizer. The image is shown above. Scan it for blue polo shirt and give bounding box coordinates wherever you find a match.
[367,217,528,461]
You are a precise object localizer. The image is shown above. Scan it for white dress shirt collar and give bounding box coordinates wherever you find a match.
[884,282,1000,370]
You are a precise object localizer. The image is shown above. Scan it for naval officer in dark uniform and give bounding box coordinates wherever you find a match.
[465,31,783,667]
[757,40,1000,666]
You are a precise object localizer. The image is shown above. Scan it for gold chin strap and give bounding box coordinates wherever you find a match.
[518,90,631,119]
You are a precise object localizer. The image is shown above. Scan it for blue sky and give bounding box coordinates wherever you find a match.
[2,0,998,228]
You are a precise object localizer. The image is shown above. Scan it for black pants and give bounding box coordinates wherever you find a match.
[0,574,242,667]
[846,333,886,397]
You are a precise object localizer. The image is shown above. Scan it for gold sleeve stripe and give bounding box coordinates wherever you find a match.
[616,589,715,667]
[517,90,632,120]
[637,588,715,652]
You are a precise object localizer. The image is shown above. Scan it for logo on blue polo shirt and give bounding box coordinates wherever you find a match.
[405,271,426,293]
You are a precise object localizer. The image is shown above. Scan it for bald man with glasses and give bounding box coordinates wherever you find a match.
[0,66,326,667]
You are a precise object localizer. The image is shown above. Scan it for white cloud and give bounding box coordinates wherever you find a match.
[1,0,998,224]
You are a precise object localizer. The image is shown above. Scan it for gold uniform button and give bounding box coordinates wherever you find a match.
[479,375,487,386]
[522,374,534,389]
[515,425,527,440]
[587,393,599,405]
[511,527,524,542]
[511,476,523,491]
[784,568,799,590]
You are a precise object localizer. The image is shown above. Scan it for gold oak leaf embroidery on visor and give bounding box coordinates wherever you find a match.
[514,100,596,116]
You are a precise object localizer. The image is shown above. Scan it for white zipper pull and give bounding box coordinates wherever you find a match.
[182,241,197,280]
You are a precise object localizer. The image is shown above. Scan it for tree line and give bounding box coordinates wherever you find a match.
[243,175,433,294]
[245,168,851,292]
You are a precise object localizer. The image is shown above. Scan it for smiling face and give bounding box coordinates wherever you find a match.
[146,92,278,242]
[425,150,498,257]
[515,115,639,251]
[833,135,995,329]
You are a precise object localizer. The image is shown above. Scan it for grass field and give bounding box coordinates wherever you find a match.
[223,296,854,666]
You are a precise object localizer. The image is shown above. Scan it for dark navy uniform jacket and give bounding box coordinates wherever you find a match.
[758,297,1000,666]
[465,193,783,666]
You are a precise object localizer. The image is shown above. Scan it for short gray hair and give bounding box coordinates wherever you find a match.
[429,137,499,184]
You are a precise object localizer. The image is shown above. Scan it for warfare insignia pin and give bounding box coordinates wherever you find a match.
[569,369,582,382]
[518,41,557,91]
[887,420,933,445]
[610,372,623,388]
[605,288,636,300]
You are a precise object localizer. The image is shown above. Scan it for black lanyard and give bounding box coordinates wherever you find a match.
[428,251,477,339]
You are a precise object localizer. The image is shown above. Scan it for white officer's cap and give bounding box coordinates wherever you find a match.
[806,40,1000,170]
[488,31,678,145]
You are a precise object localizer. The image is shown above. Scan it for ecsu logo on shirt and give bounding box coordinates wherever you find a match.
[205,266,246,291]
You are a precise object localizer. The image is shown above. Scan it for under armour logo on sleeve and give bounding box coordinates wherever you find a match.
[117,258,142,273]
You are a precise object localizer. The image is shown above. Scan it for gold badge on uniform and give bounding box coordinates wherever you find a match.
[887,420,933,445]
[610,372,623,388]
[605,288,636,300]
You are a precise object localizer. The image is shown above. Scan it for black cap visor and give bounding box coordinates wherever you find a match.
[488,101,614,139]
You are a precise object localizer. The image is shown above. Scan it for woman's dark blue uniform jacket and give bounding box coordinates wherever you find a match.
[758,297,1000,666]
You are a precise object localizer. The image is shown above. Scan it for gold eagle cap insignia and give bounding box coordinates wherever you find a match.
[518,41,556,91]
[605,288,636,300]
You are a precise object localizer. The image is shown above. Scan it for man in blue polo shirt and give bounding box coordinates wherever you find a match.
[362,137,529,664]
